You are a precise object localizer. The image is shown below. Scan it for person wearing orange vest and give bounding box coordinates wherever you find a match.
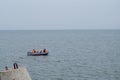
[32,49,36,53]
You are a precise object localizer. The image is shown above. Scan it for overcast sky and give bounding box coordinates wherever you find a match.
[0,0,120,30]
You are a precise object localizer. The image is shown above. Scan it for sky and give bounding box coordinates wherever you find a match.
[0,0,120,30]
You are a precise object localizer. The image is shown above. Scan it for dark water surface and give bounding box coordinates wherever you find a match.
[0,30,120,80]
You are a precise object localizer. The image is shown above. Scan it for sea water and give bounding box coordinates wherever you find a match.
[0,30,120,80]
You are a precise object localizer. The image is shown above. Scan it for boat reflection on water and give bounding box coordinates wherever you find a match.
[31,54,48,61]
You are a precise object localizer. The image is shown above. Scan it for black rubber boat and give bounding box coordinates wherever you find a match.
[27,52,48,56]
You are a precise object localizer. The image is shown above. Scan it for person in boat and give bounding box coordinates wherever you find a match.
[32,49,36,53]
[43,48,47,53]
[37,49,42,53]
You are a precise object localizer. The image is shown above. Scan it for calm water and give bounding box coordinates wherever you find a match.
[0,30,120,80]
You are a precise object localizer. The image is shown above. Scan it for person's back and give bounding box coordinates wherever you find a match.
[38,49,42,53]
[43,49,45,52]
[43,48,47,53]
[32,49,36,53]
[34,50,36,53]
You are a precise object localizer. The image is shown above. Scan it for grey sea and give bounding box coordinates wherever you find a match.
[0,30,120,80]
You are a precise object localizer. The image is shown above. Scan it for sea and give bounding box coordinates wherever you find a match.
[0,30,120,80]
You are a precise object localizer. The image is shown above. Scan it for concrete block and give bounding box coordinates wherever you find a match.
[0,67,32,80]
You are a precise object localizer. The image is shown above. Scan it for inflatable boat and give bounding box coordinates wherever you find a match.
[27,52,48,56]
